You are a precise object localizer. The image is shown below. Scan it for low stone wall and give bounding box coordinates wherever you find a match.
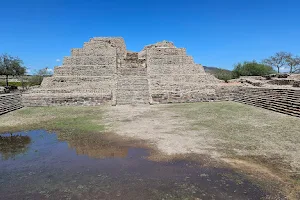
[150,86,236,104]
[0,93,23,115]
[178,86,300,118]
[22,94,112,107]
[232,87,300,117]
[17,86,300,118]
[293,81,300,87]
[267,79,295,86]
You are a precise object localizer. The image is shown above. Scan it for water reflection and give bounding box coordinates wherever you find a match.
[0,134,31,160]
[0,130,278,199]
[66,134,129,158]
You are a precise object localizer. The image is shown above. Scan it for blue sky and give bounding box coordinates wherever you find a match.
[0,0,299,74]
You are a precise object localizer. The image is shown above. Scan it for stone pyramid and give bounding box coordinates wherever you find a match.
[22,37,220,106]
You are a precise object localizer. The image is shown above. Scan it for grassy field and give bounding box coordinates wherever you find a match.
[1,102,300,198]
[0,106,105,137]
[170,102,300,170]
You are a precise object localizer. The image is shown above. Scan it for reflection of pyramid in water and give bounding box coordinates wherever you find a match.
[67,140,129,159]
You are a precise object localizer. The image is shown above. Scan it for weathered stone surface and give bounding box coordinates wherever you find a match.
[0,93,23,115]
[22,37,220,106]
[145,41,220,104]
[293,81,300,87]
[231,87,300,117]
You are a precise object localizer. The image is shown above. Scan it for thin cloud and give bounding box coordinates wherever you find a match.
[56,59,61,62]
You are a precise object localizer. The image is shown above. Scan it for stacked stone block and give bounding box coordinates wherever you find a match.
[232,87,300,117]
[116,52,149,105]
[145,41,220,104]
[22,38,126,106]
[0,93,23,115]
[22,37,221,106]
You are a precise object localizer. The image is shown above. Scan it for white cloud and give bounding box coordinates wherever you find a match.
[46,68,53,72]
[56,59,61,62]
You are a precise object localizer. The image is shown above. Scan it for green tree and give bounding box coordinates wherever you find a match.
[0,54,26,87]
[262,52,291,73]
[232,61,275,78]
[286,55,300,73]
[214,69,233,82]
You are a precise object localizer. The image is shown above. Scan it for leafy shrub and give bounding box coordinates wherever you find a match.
[28,75,44,86]
[214,69,233,82]
[1,81,42,87]
[232,61,275,78]
[0,81,21,87]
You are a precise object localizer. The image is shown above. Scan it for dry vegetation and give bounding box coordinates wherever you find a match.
[1,102,300,198]
[103,102,300,199]
[0,106,106,135]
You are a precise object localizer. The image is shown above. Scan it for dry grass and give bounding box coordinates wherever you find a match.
[169,102,300,172]
[167,102,300,199]
[103,102,300,198]
[0,106,106,134]
[1,102,300,198]
[1,103,300,173]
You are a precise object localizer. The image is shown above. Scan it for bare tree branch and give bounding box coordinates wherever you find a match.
[262,52,290,73]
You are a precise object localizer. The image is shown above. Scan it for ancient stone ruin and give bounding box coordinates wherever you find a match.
[22,37,220,106]
[0,93,23,115]
[20,37,300,118]
[2,37,297,118]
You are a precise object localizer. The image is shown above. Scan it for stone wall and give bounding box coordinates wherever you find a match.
[268,79,294,85]
[293,81,300,87]
[23,37,220,106]
[20,37,300,117]
[22,37,124,106]
[22,94,111,107]
[145,41,221,104]
[0,93,23,115]
[231,87,300,117]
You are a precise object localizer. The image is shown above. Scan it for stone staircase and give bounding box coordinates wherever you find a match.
[233,88,300,117]
[0,93,23,115]
[116,76,149,105]
[114,52,149,105]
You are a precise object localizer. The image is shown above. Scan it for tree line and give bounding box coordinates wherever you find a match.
[0,53,53,90]
[263,52,300,74]
[214,51,300,82]
[0,54,25,87]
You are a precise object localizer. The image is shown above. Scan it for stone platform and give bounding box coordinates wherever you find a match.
[23,37,221,106]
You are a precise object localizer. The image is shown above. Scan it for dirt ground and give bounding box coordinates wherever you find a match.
[103,102,300,199]
[104,102,300,171]
[104,104,221,156]
[1,101,300,198]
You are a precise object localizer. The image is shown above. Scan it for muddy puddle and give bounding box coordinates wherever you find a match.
[0,130,276,199]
